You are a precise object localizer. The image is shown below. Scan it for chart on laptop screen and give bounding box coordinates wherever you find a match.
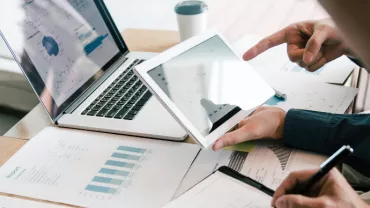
[20,0,119,105]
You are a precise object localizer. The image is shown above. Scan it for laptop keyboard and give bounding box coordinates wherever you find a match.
[81,59,152,120]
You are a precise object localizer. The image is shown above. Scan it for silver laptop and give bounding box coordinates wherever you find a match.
[0,0,186,141]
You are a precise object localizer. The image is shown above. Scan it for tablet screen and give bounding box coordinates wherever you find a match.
[148,36,242,136]
[147,35,273,137]
[163,170,272,208]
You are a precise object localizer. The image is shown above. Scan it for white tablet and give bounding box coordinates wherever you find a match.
[135,31,274,148]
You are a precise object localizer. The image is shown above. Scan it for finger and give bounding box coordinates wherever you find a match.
[287,45,305,62]
[307,56,327,72]
[212,125,258,151]
[272,169,318,205]
[303,29,330,64]
[243,29,287,61]
[275,195,333,208]
[297,61,307,68]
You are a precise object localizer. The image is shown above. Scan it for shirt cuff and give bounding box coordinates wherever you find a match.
[282,109,335,155]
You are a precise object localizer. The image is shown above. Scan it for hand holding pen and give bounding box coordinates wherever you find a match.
[271,145,369,208]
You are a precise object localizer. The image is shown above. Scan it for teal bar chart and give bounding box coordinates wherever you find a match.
[92,176,123,185]
[117,146,146,153]
[111,153,141,161]
[85,185,117,194]
[85,145,148,195]
[99,168,129,177]
[105,160,135,168]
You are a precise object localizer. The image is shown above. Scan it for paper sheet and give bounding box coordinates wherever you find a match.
[233,35,356,84]
[165,171,271,208]
[260,70,358,113]
[0,127,200,208]
[240,144,326,190]
[0,195,65,208]
[175,142,326,197]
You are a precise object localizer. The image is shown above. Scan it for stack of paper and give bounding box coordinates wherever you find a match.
[0,127,200,208]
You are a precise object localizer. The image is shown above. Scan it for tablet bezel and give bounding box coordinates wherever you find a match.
[135,31,263,148]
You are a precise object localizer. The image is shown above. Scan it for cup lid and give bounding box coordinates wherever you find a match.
[175,1,208,15]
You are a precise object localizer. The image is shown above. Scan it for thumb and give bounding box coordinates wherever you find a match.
[275,195,327,208]
[303,29,330,64]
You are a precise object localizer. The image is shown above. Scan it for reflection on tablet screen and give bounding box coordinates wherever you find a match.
[148,36,242,136]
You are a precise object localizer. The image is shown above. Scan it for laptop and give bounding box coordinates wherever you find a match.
[0,0,186,141]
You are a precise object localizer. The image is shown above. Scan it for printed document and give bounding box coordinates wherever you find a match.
[165,171,271,208]
[0,127,199,208]
[175,141,326,196]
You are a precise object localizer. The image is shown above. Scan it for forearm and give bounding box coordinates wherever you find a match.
[283,109,370,166]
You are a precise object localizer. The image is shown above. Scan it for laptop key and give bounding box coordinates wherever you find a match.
[105,109,118,118]
[96,110,107,117]
[136,99,148,106]
[128,110,138,116]
[132,105,143,111]
[142,91,152,99]
[117,100,127,105]
[124,114,135,120]
[103,105,113,110]
[87,110,98,116]
[81,110,89,115]
[111,97,119,102]
[114,107,130,119]
[92,106,102,111]
[113,105,123,110]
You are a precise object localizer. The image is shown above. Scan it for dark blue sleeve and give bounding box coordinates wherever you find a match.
[283,109,370,176]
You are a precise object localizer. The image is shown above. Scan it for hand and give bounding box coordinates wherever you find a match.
[272,168,368,208]
[212,107,286,151]
[243,19,354,72]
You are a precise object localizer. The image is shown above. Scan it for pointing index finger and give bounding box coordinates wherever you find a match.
[243,29,288,61]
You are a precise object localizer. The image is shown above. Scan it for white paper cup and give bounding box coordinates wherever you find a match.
[175,1,208,41]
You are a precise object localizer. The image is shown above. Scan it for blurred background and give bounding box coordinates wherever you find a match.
[0,0,327,135]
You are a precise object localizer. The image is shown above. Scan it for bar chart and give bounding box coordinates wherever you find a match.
[84,145,149,195]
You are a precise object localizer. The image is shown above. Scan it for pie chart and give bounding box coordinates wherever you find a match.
[42,36,59,56]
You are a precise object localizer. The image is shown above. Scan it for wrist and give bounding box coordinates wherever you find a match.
[270,108,286,139]
[276,109,286,139]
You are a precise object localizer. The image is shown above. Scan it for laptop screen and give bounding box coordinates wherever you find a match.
[0,0,127,120]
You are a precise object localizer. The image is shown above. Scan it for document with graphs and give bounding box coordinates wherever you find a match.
[0,127,199,208]
[165,169,272,208]
[175,141,326,197]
